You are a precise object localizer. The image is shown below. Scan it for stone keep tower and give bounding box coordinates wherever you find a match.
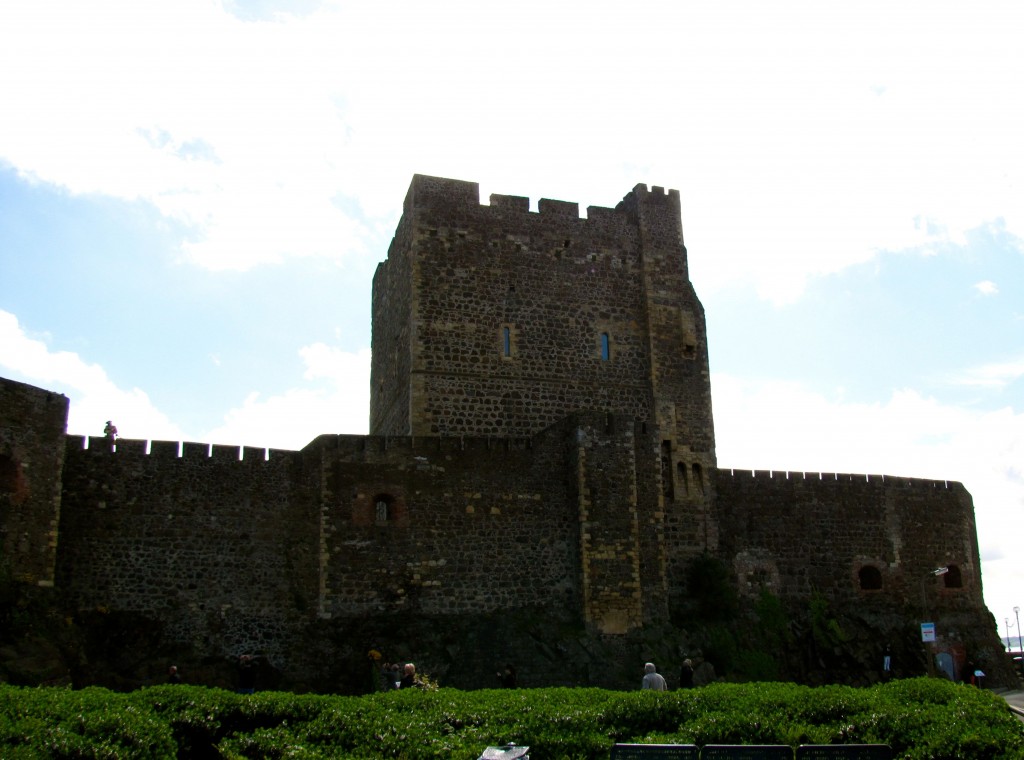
[370,175,718,633]
[370,175,715,475]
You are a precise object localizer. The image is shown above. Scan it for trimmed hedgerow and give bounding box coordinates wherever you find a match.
[0,678,1021,758]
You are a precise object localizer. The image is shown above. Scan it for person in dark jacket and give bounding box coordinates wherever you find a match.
[399,662,419,689]
[237,654,258,694]
[679,658,694,689]
[497,664,517,688]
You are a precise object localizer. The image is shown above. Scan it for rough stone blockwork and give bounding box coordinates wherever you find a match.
[0,378,68,586]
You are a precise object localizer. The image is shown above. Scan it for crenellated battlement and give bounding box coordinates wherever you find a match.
[716,467,962,491]
[64,432,538,465]
[626,182,681,203]
[65,434,296,463]
[400,173,680,227]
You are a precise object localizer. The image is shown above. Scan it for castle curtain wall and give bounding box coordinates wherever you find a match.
[714,468,984,613]
[56,437,319,663]
[312,429,581,620]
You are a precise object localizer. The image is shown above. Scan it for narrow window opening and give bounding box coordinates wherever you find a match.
[600,333,610,361]
[692,463,704,495]
[502,326,512,357]
[0,454,21,495]
[660,441,673,500]
[677,462,689,497]
[943,565,963,589]
[374,494,394,524]
[858,566,883,591]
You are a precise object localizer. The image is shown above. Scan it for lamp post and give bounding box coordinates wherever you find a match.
[1016,606,1022,655]
[920,567,948,677]
[920,567,949,609]
[1008,618,1015,652]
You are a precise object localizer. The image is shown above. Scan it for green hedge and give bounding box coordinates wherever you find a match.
[0,678,1021,758]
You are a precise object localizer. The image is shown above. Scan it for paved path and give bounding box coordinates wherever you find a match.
[996,689,1024,720]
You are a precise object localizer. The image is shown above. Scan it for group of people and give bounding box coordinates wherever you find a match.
[380,662,422,690]
[165,653,266,693]
[641,658,714,691]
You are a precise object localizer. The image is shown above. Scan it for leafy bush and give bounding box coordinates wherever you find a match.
[0,678,1022,758]
[0,685,176,758]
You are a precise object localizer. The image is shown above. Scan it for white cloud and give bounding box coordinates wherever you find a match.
[943,358,1024,390]
[712,372,1024,619]
[2,1,1023,298]
[0,310,184,441]
[975,280,999,296]
[201,344,370,450]
[0,308,371,450]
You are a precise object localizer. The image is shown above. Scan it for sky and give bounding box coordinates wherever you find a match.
[1,1,1022,636]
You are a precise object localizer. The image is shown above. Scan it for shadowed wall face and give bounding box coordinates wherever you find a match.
[0,378,67,586]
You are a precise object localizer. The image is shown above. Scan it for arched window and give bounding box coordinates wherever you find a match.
[374,494,394,524]
[858,565,883,591]
[943,565,963,589]
[661,441,673,500]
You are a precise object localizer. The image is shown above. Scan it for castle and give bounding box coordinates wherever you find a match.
[0,175,1010,690]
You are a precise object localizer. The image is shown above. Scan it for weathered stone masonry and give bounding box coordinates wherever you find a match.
[0,174,1009,689]
[715,468,981,612]
[0,378,68,587]
[57,437,317,657]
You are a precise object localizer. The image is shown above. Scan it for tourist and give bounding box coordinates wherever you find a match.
[399,662,419,689]
[237,654,258,694]
[679,658,694,689]
[641,662,667,691]
[496,663,517,688]
[382,662,401,690]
